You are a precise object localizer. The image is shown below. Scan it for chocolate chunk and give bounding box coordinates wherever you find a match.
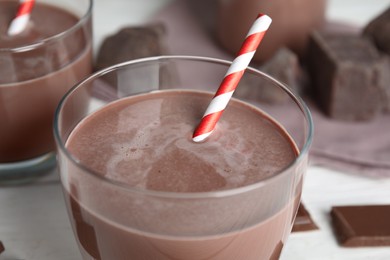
[363,7,390,55]
[306,31,389,120]
[331,205,390,247]
[235,48,306,103]
[95,23,168,71]
[292,203,318,232]
[0,240,4,254]
[363,7,390,113]
[377,57,390,112]
[95,23,176,90]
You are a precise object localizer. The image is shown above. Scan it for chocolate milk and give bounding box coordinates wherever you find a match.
[216,0,326,63]
[0,0,92,162]
[65,90,300,259]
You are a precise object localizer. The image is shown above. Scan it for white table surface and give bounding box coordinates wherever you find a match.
[1,0,390,259]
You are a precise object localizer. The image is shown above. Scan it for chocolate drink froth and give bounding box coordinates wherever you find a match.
[64,90,301,259]
[0,0,92,162]
[67,90,296,192]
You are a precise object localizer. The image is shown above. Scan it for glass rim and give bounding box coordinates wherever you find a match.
[0,0,93,53]
[54,55,314,199]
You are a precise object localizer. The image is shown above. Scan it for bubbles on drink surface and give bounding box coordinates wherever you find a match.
[67,91,296,192]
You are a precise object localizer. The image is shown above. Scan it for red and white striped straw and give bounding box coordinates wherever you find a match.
[192,13,272,142]
[8,0,35,36]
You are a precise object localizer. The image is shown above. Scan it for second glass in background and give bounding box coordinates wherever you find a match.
[0,0,93,183]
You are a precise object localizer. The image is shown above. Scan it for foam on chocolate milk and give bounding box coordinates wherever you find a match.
[67,90,297,192]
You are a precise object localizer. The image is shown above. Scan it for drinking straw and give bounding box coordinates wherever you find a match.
[192,14,272,142]
[8,0,35,36]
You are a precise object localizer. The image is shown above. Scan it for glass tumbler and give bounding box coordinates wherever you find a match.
[0,0,93,184]
[54,56,313,260]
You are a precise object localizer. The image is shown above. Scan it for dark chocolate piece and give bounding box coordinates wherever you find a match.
[95,24,176,90]
[363,7,390,55]
[306,31,389,120]
[378,58,390,112]
[331,205,390,247]
[235,48,306,103]
[363,7,390,113]
[95,23,167,71]
[0,240,4,254]
[292,203,318,232]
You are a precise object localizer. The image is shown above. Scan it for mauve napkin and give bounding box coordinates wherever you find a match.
[151,0,390,178]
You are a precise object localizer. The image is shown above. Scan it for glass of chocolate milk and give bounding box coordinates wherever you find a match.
[0,0,93,184]
[54,56,313,260]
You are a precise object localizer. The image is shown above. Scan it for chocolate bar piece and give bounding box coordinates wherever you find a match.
[95,23,176,90]
[363,7,390,113]
[363,7,390,55]
[306,31,389,120]
[331,205,390,247]
[378,58,390,112]
[235,48,306,103]
[292,203,318,232]
[0,240,4,254]
[95,23,167,71]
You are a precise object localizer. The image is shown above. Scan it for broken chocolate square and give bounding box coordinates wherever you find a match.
[331,205,390,247]
[363,7,390,55]
[292,203,318,232]
[95,23,168,71]
[306,31,389,120]
[95,23,176,90]
[235,48,306,104]
[0,240,4,254]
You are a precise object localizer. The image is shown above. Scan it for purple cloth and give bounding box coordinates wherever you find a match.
[151,0,390,178]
